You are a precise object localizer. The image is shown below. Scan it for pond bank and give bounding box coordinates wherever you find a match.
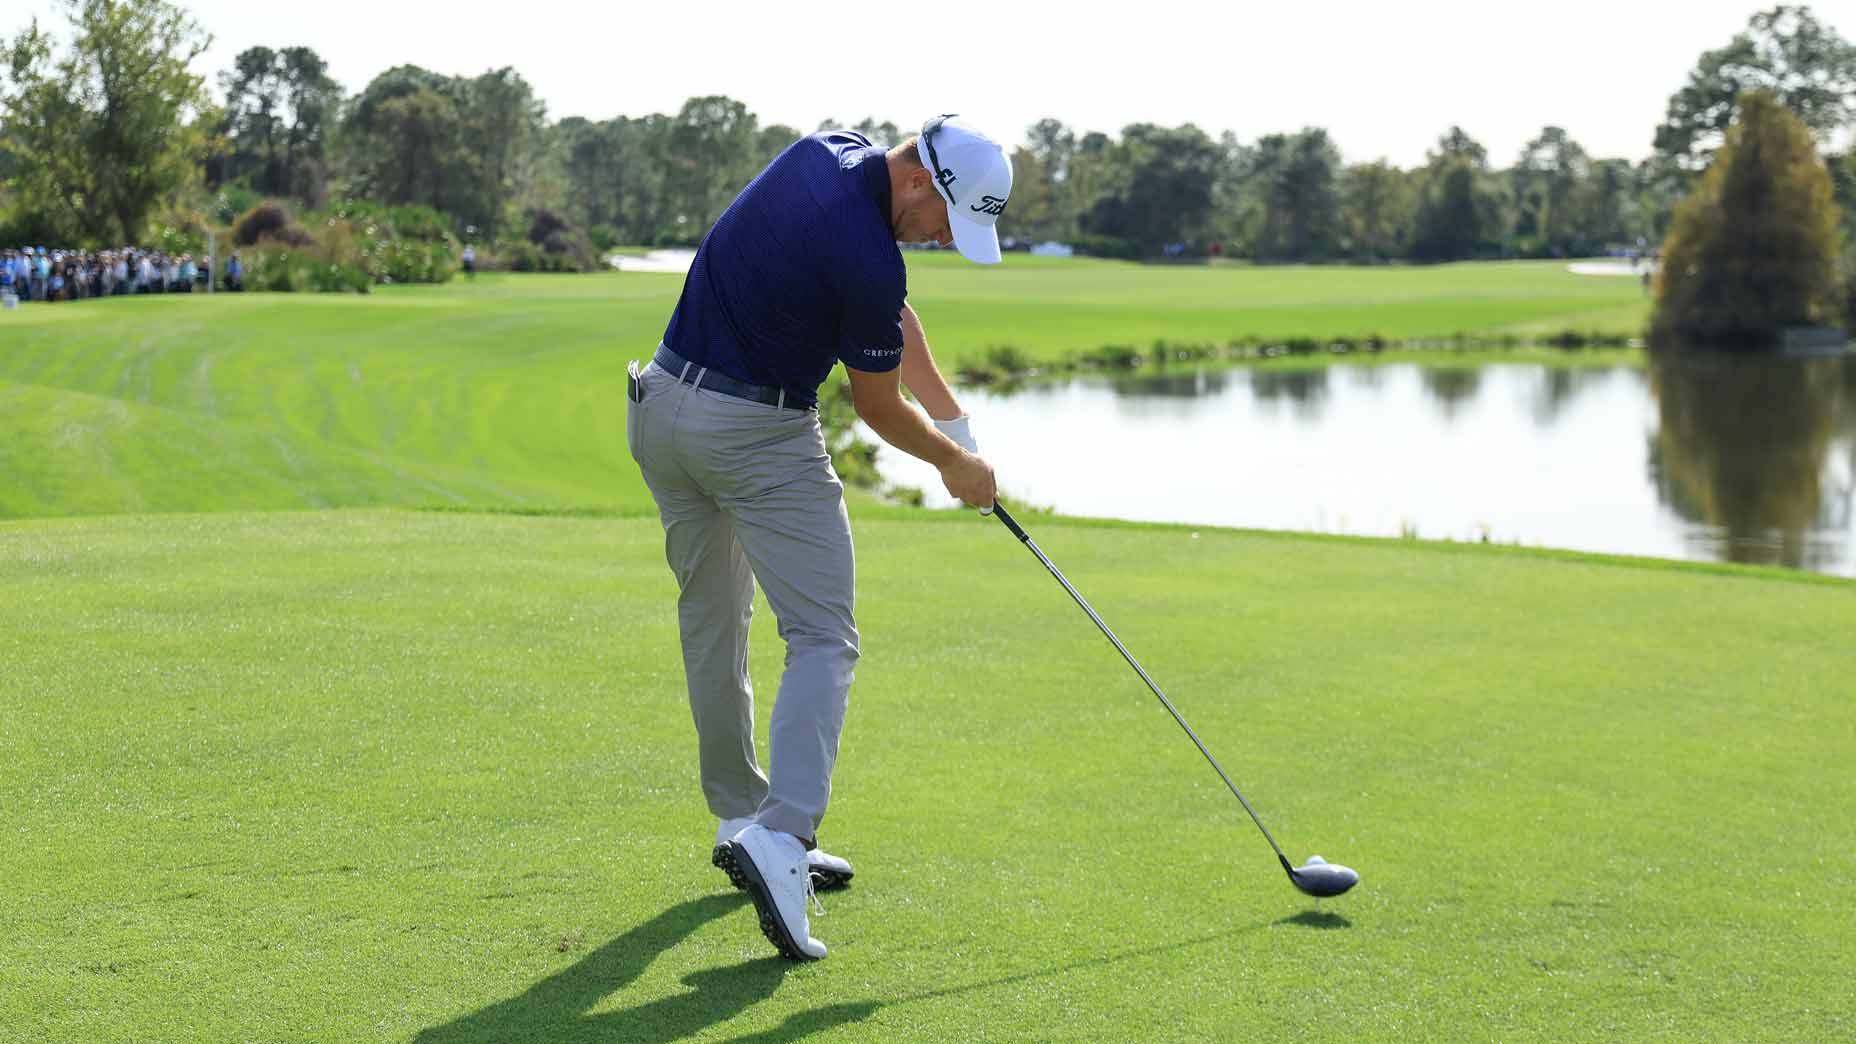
[951,330,1644,387]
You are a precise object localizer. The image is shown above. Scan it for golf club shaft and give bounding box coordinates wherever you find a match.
[989,503,1293,871]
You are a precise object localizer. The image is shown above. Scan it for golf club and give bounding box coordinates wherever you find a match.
[987,501,1359,900]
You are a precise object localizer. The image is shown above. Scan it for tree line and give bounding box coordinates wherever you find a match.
[3,1,1854,267]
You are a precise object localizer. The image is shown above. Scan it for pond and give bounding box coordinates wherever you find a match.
[865,353,1856,578]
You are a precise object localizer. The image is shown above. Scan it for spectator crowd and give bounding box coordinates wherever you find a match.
[1,247,246,305]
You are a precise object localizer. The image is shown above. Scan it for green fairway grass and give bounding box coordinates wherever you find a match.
[6,266,1838,1040]
[0,260,1646,520]
[2,510,1849,1041]
[901,254,1650,362]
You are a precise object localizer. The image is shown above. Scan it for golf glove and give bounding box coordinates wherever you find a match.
[933,414,977,453]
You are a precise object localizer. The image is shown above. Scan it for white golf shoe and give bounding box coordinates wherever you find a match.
[805,847,855,890]
[716,824,827,961]
[715,816,755,847]
[713,818,855,891]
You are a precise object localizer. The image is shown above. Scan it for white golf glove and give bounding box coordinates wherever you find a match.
[933,414,978,453]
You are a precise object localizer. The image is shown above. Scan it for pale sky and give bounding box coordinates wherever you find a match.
[14,0,1850,166]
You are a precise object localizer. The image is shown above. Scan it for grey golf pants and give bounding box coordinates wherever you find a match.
[626,358,858,841]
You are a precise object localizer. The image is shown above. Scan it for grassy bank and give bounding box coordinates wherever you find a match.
[0,261,1647,519]
[1,509,1849,1041]
[903,254,1649,374]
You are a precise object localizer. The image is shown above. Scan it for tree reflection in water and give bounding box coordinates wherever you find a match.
[1647,352,1854,570]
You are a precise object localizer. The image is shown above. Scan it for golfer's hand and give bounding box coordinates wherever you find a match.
[939,451,996,510]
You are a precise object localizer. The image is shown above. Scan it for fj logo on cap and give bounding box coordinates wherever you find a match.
[971,194,1008,216]
[936,167,958,188]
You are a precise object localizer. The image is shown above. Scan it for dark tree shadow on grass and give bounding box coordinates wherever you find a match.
[413,892,876,1044]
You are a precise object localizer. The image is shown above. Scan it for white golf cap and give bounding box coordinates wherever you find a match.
[920,115,1013,264]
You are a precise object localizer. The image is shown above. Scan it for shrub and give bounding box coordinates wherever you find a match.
[491,239,544,272]
[235,201,311,247]
[244,242,369,295]
[587,225,623,253]
[313,201,459,285]
[984,345,1032,372]
[481,235,593,273]
[1068,234,1144,260]
[212,181,263,226]
[527,209,570,244]
[520,208,599,271]
[0,206,71,247]
[243,219,369,294]
[147,206,210,256]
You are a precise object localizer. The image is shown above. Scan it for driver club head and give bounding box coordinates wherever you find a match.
[1287,855,1360,898]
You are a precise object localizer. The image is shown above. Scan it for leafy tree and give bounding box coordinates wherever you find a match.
[1236,128,1343,261]
[1409,128,1508,261]
[383,91,462,211]
[1025,119,1075,180]
[554,115,617,232]
[1020,118,1079,239]
[1512,126,1591,252]
[1001,146,1060,243]
[1081,123,1222,252]
[616,114,674,244]
[338,65,457,210]
[1832,151,1856,323]
[1655,5,1856,172]
[1432,125,1488,168]
[1652,92,1845,348]
[1341,161,1415,261]
[756,122,800,162]
[337,65,544,238]
[0,0,211,245]
[461,67,546,233]
[1566,157,1646,249]
[277,49,339,203]
[1063,131,1117,238]
[817,116,901,145]
[216,45,340,205]
[664,95,761,241]
[217,47,279,187]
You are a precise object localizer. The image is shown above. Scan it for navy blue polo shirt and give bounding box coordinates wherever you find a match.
[661,132,906,407]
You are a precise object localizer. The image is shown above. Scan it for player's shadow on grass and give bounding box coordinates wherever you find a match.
[412,892,876,1044]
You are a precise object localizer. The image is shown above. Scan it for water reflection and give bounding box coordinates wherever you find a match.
[1646,352,1852,571]
[867,355,1856,577]
[1531,368,1629,426]
[1108,370,1231,399]
[1248,369,1329,419]
[1419,368,1482,421]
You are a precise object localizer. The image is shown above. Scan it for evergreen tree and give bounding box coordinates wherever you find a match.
[1652,92,1845,348]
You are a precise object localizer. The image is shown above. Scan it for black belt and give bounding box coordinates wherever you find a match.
[652,345,814,411]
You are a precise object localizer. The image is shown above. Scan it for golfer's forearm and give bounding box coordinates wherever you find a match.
[858,396,962,467]
[898,303,962,421]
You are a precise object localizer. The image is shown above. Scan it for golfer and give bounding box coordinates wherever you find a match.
[626,115,1010,960]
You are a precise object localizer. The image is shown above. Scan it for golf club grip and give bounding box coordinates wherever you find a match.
[990,502,1030,543]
